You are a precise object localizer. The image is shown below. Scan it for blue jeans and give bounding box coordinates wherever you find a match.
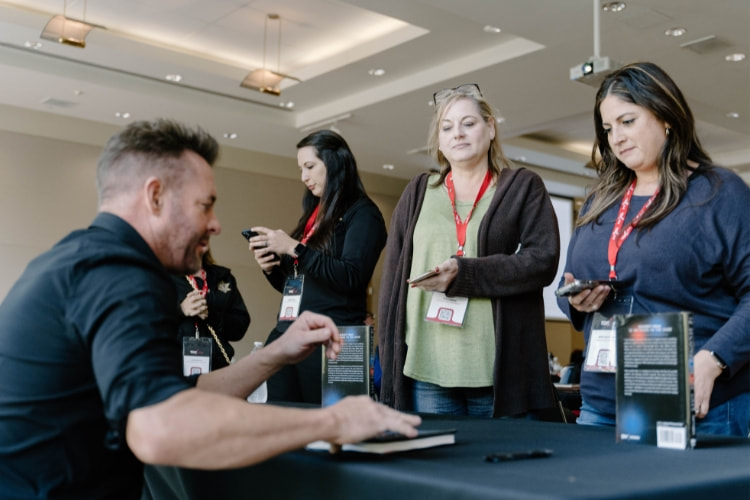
[578,393,750,438]
[576,401,616,427]
[411,379,494,418]
[696,391,750,438]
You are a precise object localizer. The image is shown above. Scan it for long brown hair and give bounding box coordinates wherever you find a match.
[579,62,713,229]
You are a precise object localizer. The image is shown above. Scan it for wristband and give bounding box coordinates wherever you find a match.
[709,351,727,371]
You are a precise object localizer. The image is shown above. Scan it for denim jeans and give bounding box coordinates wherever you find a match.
[411,379,493,417]
[696,391,750,438]
[578,393,750,438]
[576,400,616,427]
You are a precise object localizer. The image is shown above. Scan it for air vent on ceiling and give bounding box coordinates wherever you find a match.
[40,97,77,108]
[680,35,731,54]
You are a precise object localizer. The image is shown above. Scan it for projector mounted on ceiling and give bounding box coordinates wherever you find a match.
[569,0,623,88]
[570,56,622,87]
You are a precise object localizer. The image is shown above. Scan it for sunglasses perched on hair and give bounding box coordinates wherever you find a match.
[432,83,483,106]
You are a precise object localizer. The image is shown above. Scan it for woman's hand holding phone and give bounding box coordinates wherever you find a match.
[558,272,614,313]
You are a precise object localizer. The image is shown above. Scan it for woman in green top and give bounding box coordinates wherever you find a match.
[378,84,560,417]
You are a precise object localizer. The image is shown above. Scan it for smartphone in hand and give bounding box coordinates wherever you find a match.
[555,280,617,297]
[407,267,440,284]
[241,228,258,241]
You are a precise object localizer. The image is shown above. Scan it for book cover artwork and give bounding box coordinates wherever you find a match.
[615,312,695,449]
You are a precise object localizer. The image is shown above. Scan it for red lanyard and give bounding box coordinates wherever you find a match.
[295,205,319,267]
[444,169,492,257]
[186,269,208,336]
[187,269,208,297]
[607,180,659,280]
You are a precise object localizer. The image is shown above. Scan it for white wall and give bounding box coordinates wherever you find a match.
[0,128,403,359]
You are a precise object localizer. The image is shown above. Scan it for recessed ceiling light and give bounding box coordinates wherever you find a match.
[73,89,83,96]
[496,117,506,124]
[725,53,746,62]
[483,25,502,34]
[223,132,238,139]
[726,112,740,118]
[165,74,183,82]
[368,68,386,77]
[115,112,130,119]
[279,101,294,109]
[602,2,626,12]
[24,41,42,49]
[382,164,395,171]
[665,27,687,37]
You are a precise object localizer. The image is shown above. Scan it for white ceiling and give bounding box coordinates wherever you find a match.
[1,0,748,195]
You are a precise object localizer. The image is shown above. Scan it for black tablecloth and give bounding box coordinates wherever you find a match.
[143,415,750,500]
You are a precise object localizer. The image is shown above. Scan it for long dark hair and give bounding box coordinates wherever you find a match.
[291,129,367,252]
[580,61,713,229]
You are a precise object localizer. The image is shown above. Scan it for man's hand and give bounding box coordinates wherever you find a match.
[266,311,342,366]
[323,396,422,445]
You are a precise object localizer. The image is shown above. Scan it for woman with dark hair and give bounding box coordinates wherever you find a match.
[557,62,750,437]
[248,129,387,404]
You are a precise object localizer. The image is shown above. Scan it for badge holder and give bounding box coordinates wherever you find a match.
[279,275,304,321]
[183,336,212,376]
[425,292,469,327]
[584,294,633,373]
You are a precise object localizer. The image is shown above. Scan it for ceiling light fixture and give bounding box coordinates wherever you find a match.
[240,13,300,96]
[483,25,502,34]
[368,68,386,76]
[725,53,746,62]
[665,27,687,37]
[601,2,626,12]
[40,0,104,48]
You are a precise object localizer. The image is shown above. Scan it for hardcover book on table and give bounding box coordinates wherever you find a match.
[614,311,695,449]
[306,428,457,454]
[321,325,375,407]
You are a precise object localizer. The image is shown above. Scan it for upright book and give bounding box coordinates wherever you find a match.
[614,312,695,449]
[321,325,374,407]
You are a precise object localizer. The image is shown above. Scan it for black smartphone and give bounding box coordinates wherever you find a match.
[555,280,621,297]
[554,280,601,297]
[241,228,258,241]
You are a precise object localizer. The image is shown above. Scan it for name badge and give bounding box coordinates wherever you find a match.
[183,336,212,375]
[584,314,616,373]
[279,275,304,321]
[584,294,634,373]
[425,292,468,327]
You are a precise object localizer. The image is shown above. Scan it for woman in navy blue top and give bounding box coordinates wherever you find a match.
[557,62,750,437]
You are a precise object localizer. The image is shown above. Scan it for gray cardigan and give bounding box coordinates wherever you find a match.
[378,168,560,417]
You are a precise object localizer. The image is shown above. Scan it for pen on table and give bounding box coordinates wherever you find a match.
[483,449,553,463]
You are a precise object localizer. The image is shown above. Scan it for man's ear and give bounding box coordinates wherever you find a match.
[144,176,164,214]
